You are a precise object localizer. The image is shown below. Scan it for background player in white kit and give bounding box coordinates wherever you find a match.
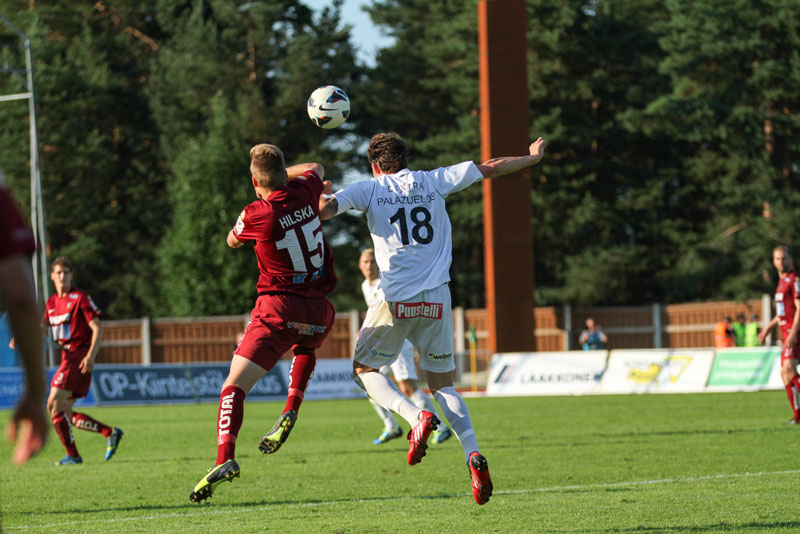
[358,248,452,445]
[320,132,546,505]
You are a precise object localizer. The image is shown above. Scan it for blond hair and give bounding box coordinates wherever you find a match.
[250,144,286,189]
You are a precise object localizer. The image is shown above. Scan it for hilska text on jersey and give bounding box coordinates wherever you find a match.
[278,205,315,229]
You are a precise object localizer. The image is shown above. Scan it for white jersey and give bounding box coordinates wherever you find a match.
[361,278,382,308]
[336,161,484,301]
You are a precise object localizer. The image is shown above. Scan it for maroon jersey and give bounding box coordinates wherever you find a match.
[0,186,35,260]
[231,170,337,297]
[42,288,102,352]
[775,271,800,334]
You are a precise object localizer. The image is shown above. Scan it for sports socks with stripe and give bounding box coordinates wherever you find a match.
[52,412,80,457]
[285,353,316,414]
[216,385,245,465]
[71,412,113,437]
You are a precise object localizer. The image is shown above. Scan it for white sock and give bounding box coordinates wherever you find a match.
[433,387,479,463]
[355,371,421,427]
[369,398,399,432]
[409,389,447,428]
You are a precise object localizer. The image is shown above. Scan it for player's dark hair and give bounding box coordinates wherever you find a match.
[368,133,408,174]
[50,256,72,272]
[250,144,286,189]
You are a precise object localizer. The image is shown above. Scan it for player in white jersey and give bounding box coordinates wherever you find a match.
[320,132,546,505]
[358,248,452,445]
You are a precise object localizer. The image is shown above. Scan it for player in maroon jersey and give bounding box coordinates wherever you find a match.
[1,183,48,464]
[35,257,123,465]
[190,143,337,503]
[759,245,800,424]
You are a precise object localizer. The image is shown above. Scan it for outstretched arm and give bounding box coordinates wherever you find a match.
[286,163,324,180]
[319,195,339,221]
[476,137,546,179]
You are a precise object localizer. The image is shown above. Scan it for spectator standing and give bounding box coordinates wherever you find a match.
[732,314,747,347]
[714,317,735,348]
[579,318,608,350]
[744,314,760,347]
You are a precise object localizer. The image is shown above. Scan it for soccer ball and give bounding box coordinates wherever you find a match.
[307,85,350,129]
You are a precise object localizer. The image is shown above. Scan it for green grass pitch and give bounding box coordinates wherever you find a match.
[2,391,799,533]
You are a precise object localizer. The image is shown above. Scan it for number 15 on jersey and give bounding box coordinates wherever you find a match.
[276,217,325,283]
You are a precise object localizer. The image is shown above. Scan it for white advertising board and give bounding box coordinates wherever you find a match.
[280,358,367,401]
[600,349,714,394]
[486,351,608,396]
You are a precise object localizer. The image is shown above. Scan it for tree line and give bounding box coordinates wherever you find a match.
[0,0,797,320]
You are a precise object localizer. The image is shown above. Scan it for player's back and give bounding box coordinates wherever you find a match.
[234,172,336,298]
[338,161,482,301]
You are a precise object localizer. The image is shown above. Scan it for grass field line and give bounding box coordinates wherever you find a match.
[8,468,800,531]
[508,468,800,494]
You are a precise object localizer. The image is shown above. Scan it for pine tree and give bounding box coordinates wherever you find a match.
[0,3,167,317]
[157,93,255,315]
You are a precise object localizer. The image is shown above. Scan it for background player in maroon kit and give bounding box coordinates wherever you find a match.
[759,245,800,424]
[1,182,48,465]
[190,143,337,503]
[35,257,123,465]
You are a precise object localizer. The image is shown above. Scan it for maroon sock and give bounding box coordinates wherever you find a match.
[785,383,799,420]
[52,413,80,457]
[71,412,113,437]
[216,385,245,465]
[285,352,316,414]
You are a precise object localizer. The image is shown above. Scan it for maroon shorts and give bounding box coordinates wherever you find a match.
[780,337,800,362]
[50,347,92,398]
[235,293,335,371]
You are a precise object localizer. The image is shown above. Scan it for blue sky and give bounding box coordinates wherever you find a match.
[303,0,394,65]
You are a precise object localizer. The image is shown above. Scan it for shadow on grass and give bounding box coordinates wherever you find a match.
[88,444,408,466]
[597,520,800,533]
[12,490,468,519]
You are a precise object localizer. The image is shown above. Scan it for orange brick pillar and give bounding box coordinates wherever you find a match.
[478,0,535,353]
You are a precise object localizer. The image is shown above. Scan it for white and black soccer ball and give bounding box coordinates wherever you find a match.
[307,85,350,129]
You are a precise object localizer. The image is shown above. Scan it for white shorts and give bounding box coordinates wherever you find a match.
[379,340,418,381]
[355,284,455,373]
